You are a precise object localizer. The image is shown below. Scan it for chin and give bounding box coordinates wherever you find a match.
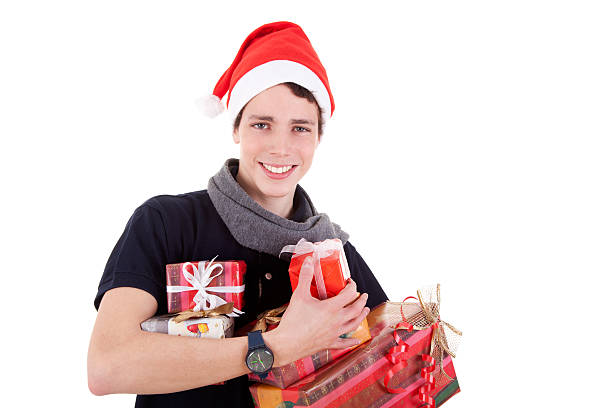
[259,185,294,198]
[253,177,293,196]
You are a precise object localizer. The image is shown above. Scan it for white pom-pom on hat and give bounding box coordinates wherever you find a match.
[195,94,225,118]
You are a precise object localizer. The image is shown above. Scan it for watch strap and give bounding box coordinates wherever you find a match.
[248,330,266,350]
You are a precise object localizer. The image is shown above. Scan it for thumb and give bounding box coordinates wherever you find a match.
[296,256,315,295]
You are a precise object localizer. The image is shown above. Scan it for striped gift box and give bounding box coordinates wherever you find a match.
[250,302,460,407]
[166,260,246,314]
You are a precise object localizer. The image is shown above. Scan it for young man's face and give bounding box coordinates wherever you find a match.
[233,83,320,205]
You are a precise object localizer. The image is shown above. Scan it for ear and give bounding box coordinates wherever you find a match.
[232,129,240,144]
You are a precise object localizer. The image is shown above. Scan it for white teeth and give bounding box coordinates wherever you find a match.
[262,163,293,174]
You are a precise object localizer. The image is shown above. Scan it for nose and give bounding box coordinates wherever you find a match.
[267,127,291,157]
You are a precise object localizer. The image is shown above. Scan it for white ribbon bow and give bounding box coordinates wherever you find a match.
[166,256,245,317]
[280,238,350,300]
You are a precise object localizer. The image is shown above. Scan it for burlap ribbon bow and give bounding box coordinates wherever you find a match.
[252,304,288,332]
[392,284,462,380]
[171,302,235,323]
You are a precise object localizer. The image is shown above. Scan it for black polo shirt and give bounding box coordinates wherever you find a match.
[95,187,388,407]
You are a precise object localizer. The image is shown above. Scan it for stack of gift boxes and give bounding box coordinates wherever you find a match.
[139,239,461,407]
[141,258,247,341]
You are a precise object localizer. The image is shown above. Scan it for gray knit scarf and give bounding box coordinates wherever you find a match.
[208,158,349,257]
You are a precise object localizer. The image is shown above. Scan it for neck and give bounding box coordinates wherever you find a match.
[235,169,295,219]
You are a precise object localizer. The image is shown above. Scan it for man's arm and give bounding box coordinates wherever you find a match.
[87,256,369,396]
[87,287,289,395]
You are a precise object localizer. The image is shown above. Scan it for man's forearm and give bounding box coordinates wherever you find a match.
[88,328,290,395]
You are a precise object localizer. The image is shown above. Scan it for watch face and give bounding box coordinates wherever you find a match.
[246,348,274,373]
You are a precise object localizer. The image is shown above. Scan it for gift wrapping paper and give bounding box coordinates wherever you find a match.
[166,260,246,314]
[249,302,460,407]
[286,238,351,300]
[141,314,234,339]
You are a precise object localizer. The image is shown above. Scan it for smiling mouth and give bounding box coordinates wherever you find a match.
[259,162,297,174]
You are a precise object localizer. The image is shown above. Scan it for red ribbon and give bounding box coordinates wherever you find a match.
[383,320,414,393]
[382,297,439,407]
[418,348,437,408]
[383,296,417,393]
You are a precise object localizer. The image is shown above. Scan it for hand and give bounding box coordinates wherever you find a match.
[270,256,370,365]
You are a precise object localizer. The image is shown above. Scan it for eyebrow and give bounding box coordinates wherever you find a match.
[248,115,315,126]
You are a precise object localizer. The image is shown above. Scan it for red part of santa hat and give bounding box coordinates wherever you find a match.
[200,21,335,124]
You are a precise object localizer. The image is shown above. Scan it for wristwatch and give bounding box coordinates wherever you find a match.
[245,330,274,379]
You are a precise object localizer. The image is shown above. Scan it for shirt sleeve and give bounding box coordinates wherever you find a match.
[343,241,388,309]
[94,203,169,312]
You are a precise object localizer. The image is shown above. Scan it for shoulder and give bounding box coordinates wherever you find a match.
[132,190,228,252]
[136,189,217,223]
[142,189,211,213]
[342,240,389,308]
[342,240,366,272]
[342,240,359,257]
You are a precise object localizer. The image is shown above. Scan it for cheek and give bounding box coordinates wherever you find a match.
[300,140,318,161]
[238,134,259,157]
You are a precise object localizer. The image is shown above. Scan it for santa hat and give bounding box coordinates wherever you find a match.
[197,21,335,125]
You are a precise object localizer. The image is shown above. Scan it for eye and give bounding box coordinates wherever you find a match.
[294,126,311,133]
[252,122,268,129]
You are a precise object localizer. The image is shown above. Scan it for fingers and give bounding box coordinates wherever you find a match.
[338,305,370,336]
[295,256,315,297]
[327,278,359,308]
[342,292,368,322]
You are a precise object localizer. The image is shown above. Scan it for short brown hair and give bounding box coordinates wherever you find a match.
[233,82,324,136]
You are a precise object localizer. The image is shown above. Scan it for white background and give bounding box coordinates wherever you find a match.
[1,1,610,406]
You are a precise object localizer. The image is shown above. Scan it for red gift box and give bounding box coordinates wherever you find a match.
[165,259,246,315]
[285,238,350,300]
[250,299,461,408]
